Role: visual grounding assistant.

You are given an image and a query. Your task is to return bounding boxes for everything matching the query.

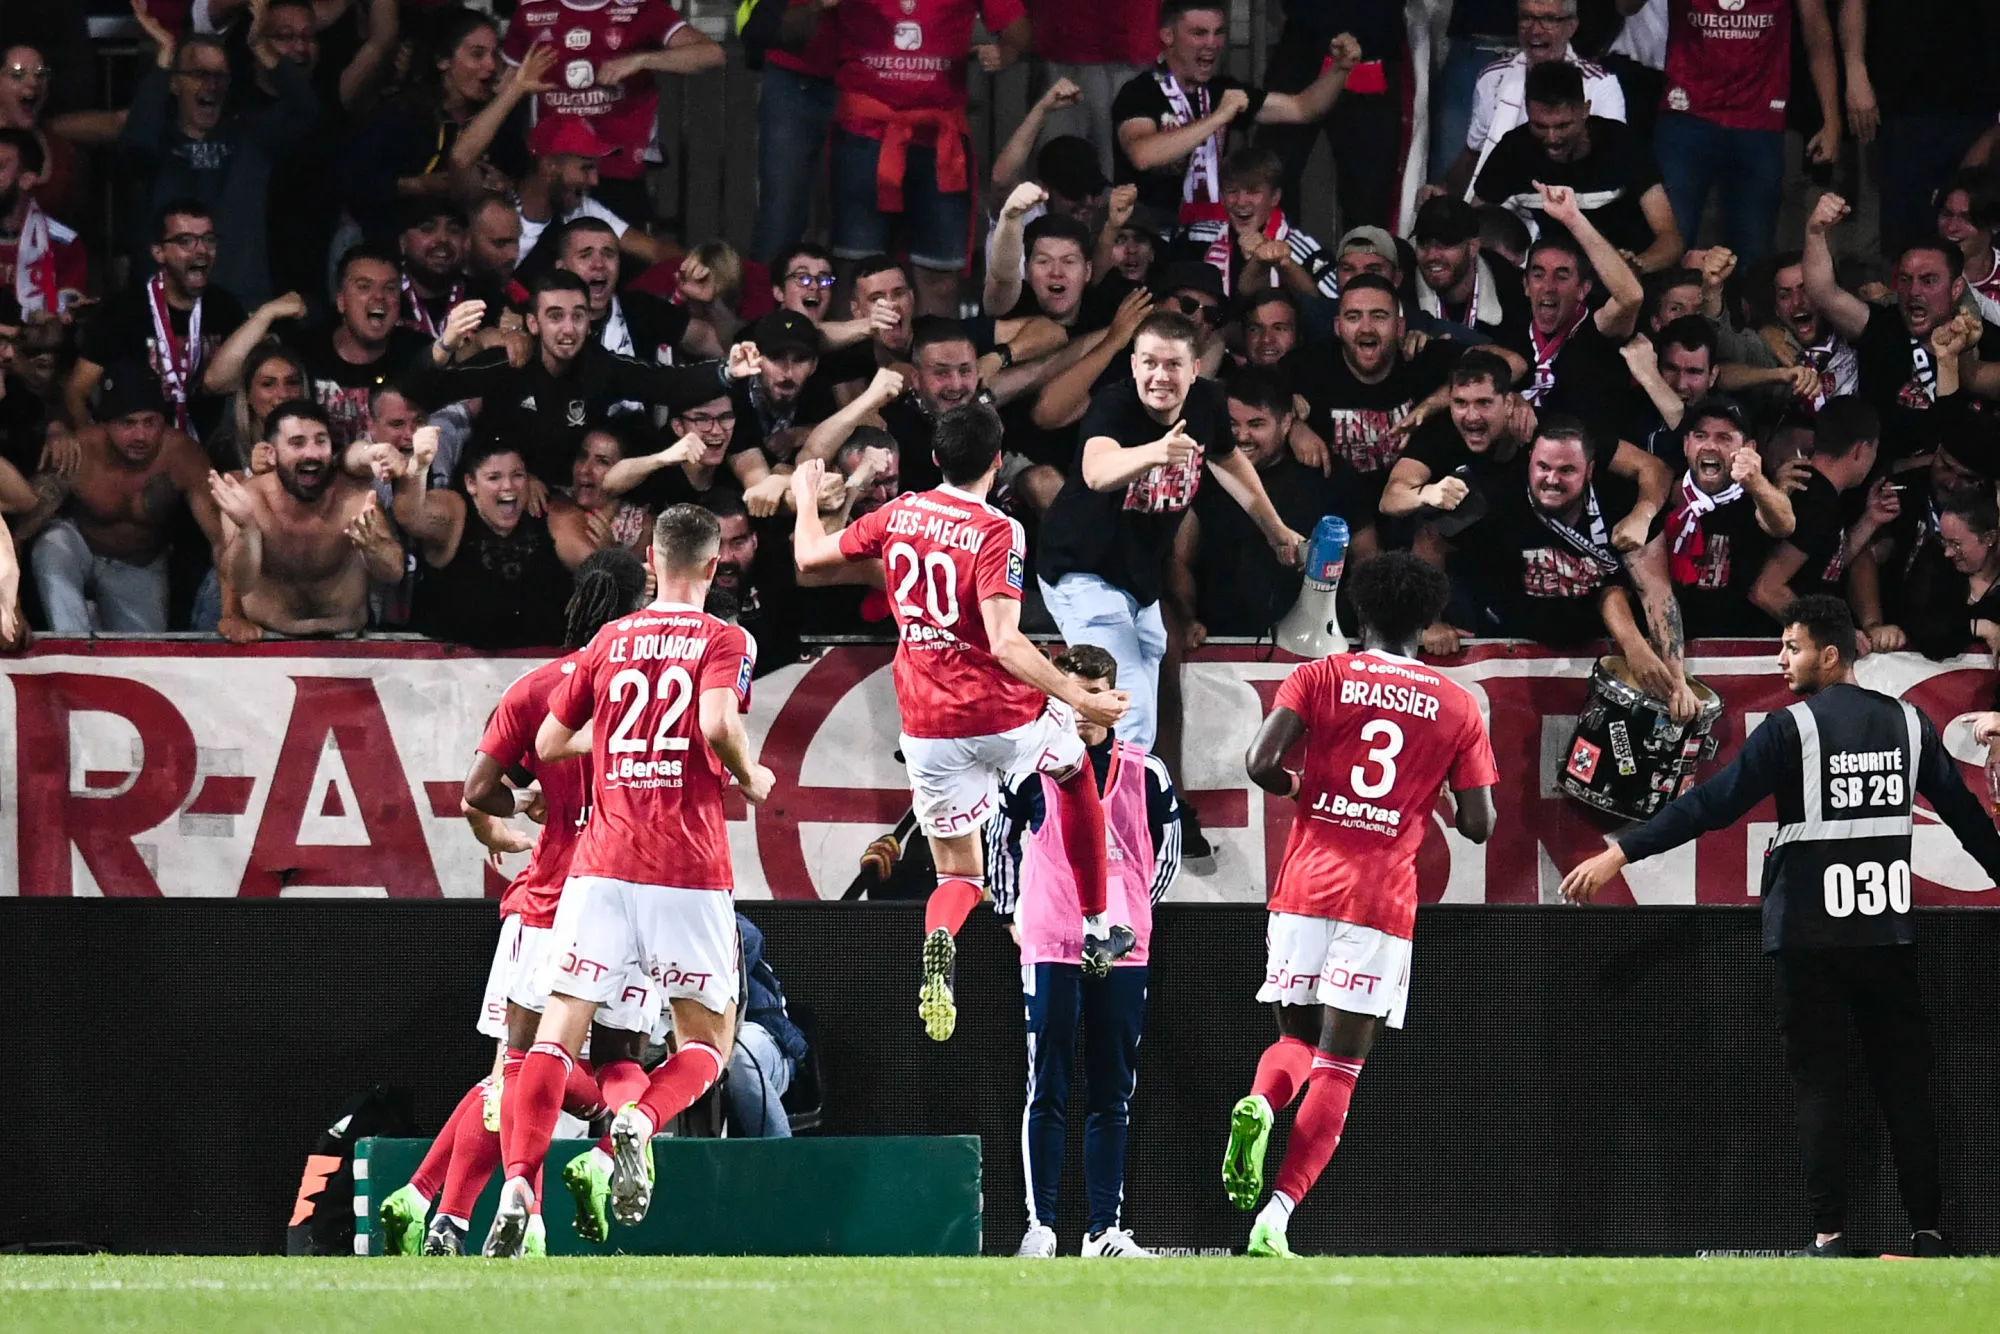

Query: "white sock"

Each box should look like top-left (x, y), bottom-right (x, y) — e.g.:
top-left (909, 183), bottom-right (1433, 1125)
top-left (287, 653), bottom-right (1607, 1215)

top-left (1256, 1191), bottom-right (1296, 1233)
top-left (1083, 912), bottom-right (1108, 938)
top-left (441, 1213), bottom-right (471, 1230)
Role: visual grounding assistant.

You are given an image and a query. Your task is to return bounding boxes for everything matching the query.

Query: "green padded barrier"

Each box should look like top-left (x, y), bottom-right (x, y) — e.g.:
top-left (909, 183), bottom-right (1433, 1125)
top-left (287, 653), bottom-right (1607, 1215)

top-left (354, 1136), bottom-right (982, 1256)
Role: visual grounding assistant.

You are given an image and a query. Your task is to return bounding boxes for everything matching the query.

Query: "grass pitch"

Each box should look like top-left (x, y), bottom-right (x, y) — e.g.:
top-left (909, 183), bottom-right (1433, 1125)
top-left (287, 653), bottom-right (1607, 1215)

top-left (2, 1255), bottom-right (1995, 1333)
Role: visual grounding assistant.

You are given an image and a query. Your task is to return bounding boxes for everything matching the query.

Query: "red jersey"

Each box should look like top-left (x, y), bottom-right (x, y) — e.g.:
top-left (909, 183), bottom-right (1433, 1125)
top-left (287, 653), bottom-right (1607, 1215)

top-left (1662, 0), bottom-right (1790, 133)
top-left (504, 0), bottom-right (688, 181)
top-left (833, 0), bottom-right (1025, 126)
top-left (1269, 651), bottom-right (1497, 939)
top-left (549, 603), bottom-right (755, 890)
top-left (477, 654), bottom-right (593, 929)
top-left (837, 484), bottom-right (1043, 741)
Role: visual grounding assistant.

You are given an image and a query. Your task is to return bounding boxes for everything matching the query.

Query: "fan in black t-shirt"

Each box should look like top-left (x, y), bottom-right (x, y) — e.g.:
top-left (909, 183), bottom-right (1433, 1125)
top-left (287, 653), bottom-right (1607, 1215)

top-left (1296, 275), bottom-right (1460, 498)
top-left (1171, 367), bottom-right (1377, 640)
top-left (1499, 185), bottom-right (1644, 449)
top-left (1379, 349), bottom-right (1528, 538)
top-left (1798, 193), bottom-right (2000, 463)
top-left (1472, 115), bottom-right (1673, 270)
top-left (1454, 417), bottom-right (1698, 717)
top-left (1109, 15), bottom-right (1363, 231)
top-left (1660, 398), bottom-right (1797, 638)
top-left (1747, 396), bottom-right (1899, 646)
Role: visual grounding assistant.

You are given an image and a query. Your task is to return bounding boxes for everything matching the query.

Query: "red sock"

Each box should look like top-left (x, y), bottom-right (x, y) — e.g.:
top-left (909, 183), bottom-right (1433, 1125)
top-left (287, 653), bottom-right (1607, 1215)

top-left (501, 1042), bottom-right (573, 1185)
top-left (924, 877), bottom-right (984, 936)
top-left (593, 1059), bottom-right (651, 1153)
top-left (1271, 1054), bottom-right (1365, 1205)
top-left (409, 1082), bottom-right (484, 1198)
top-left (1054, 764), bottom-right (1109, 918)
top-left (438, 1074), bottom-right (504, 1222)
top-left (1249, 1036), bottom-right (1318, 1112)
top-left (634, 1042), bottom-right (726, 1133)
top-left (563, 1058), bottom-right (606, 1120)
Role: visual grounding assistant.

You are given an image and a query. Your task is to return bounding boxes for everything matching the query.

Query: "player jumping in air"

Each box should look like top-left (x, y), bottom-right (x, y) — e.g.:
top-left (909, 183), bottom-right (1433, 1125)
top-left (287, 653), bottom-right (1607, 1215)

top-left (790, 403), bottom-right (1131, 1042)
top-left (1225, 553), bottom-right (1498, 1257)
top-left (378, 546), bottom-right (652, 1257)
top-left (482, 505), bottom-right (774, 1258)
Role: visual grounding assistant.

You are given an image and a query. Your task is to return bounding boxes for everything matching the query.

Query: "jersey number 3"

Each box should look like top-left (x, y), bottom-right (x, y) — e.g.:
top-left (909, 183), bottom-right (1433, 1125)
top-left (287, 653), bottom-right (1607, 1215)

top-left (887, 542), bottom-right (962, 628)
top-left (1351, 719), bottom-right (1404, 799)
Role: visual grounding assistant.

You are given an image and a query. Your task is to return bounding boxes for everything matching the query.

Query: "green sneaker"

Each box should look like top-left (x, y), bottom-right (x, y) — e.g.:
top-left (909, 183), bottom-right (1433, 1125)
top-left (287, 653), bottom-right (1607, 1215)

top-left (1222, 1095), bottom-right (1274, 1210)
top-left (524, 1214), bottom-right (547, 1258)
top-left (482, 1075), bottom-right (503, 1134)
top-left (608, 1104), bottom-right (657, 1226)
top-left (563, 1149), bottom-right (612, 1244)
top-left (919, 927), bottom-right (957, 1041)
top-left (1246, 1219), bottom-right (1296, 1258)
top-left (378, 1183), bottom-right (429, 1256)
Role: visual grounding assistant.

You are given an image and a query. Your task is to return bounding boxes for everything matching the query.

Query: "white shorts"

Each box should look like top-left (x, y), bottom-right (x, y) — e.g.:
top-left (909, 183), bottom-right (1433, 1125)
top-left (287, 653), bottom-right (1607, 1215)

top-left (901, 701), bottom-right (1086, 839)
top-left (542, 877), bottom-right (741, 1017)
top-left (481, 914), bottom-right (660, 1038)
top-left (1257, 912), bottom-right (1414, 1029)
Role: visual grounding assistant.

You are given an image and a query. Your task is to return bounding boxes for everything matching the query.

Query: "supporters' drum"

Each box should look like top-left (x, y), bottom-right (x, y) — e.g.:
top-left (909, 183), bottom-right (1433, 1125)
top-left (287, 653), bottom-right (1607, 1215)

top-left (1558, 656), bottom-right (1722, 822)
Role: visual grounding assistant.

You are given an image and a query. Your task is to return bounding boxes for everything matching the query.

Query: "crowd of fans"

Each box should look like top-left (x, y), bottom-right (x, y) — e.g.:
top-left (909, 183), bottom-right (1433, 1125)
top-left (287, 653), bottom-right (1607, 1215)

top-left (0, 0), bottom-right (1994, 746)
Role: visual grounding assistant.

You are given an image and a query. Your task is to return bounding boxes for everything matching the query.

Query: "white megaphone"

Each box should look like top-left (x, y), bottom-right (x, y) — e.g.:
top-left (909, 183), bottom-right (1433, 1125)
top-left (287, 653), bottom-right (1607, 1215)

top-left (1274, 515), bottom-right (1350, 660)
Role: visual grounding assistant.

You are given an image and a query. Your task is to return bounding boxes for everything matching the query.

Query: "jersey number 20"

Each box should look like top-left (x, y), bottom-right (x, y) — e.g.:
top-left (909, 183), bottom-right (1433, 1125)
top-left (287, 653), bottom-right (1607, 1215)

top-left (887, 542), bottom-right (961, 628)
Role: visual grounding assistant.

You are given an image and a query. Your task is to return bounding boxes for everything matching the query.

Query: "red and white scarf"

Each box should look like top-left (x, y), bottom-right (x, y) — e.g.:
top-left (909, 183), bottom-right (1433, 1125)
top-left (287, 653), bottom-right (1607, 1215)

top-left (1668, 471), bottom-right (1744, 585)
top-left (400, 272), bottom-right (465, 339)
top-left (13, 198), bottom-right (56, 316)
top-left (1154, 65), bottom-right (1223, 225)
top-left (1524, 306), bottom-right (1588, 405)
top-left (1207, 209), bottom-right (1290, 297)
top-left (148, 272), bottom-right (202, 437)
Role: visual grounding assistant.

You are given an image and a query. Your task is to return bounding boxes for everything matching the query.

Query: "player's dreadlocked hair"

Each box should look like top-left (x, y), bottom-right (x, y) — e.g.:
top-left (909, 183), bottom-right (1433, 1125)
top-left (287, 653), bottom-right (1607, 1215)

top-left (563, 546), bottom-right (648, 648)
top-left (1347, 552), bottom-right (1450, 650)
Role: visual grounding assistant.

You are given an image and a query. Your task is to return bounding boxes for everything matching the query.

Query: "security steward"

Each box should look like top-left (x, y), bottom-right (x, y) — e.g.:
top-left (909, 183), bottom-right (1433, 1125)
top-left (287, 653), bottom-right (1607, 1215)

top-left (1560, 595), bottom-right (2000, 1259)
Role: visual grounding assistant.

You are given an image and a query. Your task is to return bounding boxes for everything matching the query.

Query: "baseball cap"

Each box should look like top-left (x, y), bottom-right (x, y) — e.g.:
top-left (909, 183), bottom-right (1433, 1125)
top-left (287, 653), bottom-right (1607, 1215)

top-left (752, 310), bottom-right (821, 360)
top-left (1155, 259), bottom-right (1226, 304)
top-left (1682, 394), bottom-right (1751, 437)
top-left (1036, 135), bottom-right (1108, 203)
top-left (98, 363), bottom-right (170, 422)
top-left (528, 113), bottom-right (613, 160)
top-left (1336, 225), bottom-right (1400, 268)
top-left (1412, 196), bottom-right (1479, 246)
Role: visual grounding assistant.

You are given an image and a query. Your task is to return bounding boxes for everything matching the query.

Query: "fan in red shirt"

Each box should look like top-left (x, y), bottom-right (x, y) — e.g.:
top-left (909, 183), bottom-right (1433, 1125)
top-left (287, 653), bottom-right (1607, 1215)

top-left (503, 0), bottom-right (724, 215)
top-left (1223, 553), bottom-right (1498, 1258)
top-left (483, 505), bottom-right (774, 1259)
top-left (376, 548), bottom-right (651, 1259)
top-left (791, 402), bottom-right (1131, 1043)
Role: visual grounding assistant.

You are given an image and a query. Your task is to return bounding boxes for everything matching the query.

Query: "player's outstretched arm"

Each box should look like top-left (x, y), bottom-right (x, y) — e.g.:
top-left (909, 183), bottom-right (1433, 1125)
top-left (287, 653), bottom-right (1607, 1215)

top-left (980, 594), bottom-right (1130, 729)
top-left (1454, 786), bottom-right (1496, 844)
top-left (700, 686), bottom-right (775, 803)
top-left (1914, 713), bottom-right (2000, 883)
top-left (462, 751), bottom-right (520, 819)
top-left (1246, 706), bottom-right (1306, 798)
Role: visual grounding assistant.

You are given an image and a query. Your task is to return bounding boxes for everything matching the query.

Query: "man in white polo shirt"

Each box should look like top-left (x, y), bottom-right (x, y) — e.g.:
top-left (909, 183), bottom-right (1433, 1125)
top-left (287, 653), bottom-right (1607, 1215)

top-left (1440, 0), bottom-right (1624, 200)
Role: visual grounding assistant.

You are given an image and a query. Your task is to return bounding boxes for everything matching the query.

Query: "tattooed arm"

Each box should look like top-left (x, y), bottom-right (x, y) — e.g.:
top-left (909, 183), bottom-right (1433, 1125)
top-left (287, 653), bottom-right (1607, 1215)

top-left (1623, 530), bottom-right (1700, 723)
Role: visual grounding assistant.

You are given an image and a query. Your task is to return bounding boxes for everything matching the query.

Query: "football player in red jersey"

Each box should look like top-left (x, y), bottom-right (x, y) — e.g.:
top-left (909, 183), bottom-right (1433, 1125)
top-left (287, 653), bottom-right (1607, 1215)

top-left (482, 505), bottom-right (774, 1258)
top-left (1224, 553), bottom-right (1498, 1257)
top-left (790, 403), bottom-right (1132, 1042)
top-left (377, 547), bottom-right (652, 1258)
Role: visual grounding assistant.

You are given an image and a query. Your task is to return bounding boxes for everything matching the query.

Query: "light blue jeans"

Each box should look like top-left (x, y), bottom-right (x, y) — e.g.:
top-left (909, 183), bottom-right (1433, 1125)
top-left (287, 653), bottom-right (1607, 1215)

top-left (750, 64), bottom-right (837, 265)
top-left (1038, 573), bottom-right (1168, 753)
top-left (33, 519), bottom-right (169, 633)
top-left (724, 1020), bottom-right (795, 1138)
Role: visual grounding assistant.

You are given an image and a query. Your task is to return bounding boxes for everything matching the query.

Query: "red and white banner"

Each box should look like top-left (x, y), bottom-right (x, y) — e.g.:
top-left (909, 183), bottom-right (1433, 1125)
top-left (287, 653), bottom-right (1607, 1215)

top-left (3, 639), bottom-right (1996, 905)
